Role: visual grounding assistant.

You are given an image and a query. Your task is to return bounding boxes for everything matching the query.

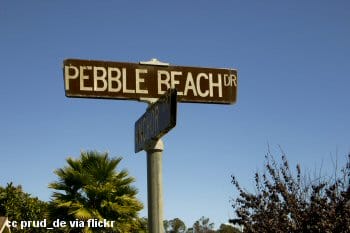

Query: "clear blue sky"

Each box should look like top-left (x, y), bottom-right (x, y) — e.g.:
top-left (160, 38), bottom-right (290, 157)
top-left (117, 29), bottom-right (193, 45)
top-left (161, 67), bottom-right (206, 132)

top-left (1, 0), bottom-right (349, 229)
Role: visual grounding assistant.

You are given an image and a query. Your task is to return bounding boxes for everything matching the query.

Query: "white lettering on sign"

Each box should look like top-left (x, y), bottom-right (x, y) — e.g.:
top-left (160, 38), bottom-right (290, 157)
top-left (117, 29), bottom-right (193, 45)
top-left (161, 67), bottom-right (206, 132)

top-left (170, 71), bottom-right (183, 95)
top-left (64, 65), bottom-right (79, 90)
top-left (64, 64), bottom-right (236, 101)
top-left (184, 72), bottom-right (197, 96)
top-left (223, 74), bottom-right (237, 87)
top-left (210, 73), bottom-right (222, 97)
top-left (135, 69), bottom-right (149, 94)
top-left (196, 73), bottom-right (209, 97)
top-left (80, 66), bottom-right (93, 91)
top-left (157, 70), bottom-right (170, 95)
top-left (156, 70), bottom-right (224, 97)
top-left (108, 67), bottom-right (122, 92)
top-left (93, 66), bottom-right (107, 91)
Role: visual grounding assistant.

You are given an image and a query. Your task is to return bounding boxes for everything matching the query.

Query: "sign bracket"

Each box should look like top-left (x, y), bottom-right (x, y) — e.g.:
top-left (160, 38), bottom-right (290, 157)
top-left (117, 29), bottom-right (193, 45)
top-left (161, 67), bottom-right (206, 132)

top-left (139, 58), bottom-right (170, 66)
top-left (139, 58), bottom-right (170, 104)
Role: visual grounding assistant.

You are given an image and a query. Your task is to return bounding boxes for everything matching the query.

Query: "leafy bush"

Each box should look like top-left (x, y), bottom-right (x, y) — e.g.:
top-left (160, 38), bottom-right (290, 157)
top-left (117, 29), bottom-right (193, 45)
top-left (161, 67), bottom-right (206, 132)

top-left (230, 150), bottom-right (350, 233)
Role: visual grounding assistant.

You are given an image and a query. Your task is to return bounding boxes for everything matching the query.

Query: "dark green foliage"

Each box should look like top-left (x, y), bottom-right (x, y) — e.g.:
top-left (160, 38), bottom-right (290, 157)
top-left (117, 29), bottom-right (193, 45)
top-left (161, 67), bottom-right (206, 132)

top-left (133, 217), bottom-right (148, 233)
top-left (0, 182), bottom-right (48, 233)
top-left (231, 151), bottom-right (350, 233)
top-left (217, 224), bottom-right (241, 233)
top-left (192, 216), bottom-right (216, 233)
top-left (48, 150), bottom-right (143, 232)
top-left (164, 217), bottom-right (187, 233)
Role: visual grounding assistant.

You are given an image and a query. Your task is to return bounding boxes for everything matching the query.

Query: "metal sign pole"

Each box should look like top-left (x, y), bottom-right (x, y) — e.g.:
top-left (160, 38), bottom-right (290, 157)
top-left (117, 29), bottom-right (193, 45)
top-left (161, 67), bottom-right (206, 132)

top-left (146, 139), bottom-right (164, 233)
top-left (140, 59), bottom-right (169, 233)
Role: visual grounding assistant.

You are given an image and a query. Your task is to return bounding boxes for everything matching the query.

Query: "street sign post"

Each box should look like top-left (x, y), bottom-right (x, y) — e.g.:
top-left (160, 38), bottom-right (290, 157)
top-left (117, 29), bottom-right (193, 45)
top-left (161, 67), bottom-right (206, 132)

top-left (63, 58), bottom-right (237, 104)
top-left (63, 58), bottom-right (238, 233)
top-left (135, 89), bottom-right (177, 153)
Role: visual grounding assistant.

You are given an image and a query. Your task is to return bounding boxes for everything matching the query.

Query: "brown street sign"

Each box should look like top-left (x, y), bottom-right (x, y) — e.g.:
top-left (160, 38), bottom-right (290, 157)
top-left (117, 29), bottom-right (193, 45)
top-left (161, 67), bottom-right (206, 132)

top-left (63, 58), bottom-right (237, 104)
top-left (135, 89), bottom-right (177, 153)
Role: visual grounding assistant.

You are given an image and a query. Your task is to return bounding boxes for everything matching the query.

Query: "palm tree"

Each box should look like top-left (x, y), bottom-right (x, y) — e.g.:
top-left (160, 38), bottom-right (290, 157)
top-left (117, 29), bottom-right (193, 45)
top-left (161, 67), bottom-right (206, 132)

top-left (49, 151), bottom-right (143, 233)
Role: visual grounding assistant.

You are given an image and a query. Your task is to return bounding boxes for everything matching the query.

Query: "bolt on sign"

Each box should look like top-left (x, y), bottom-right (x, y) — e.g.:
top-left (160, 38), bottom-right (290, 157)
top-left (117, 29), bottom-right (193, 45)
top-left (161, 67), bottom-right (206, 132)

top-left (63, 59), bottom-right (237, 104)
top-left (135, 89), bottom-right (177, 153)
